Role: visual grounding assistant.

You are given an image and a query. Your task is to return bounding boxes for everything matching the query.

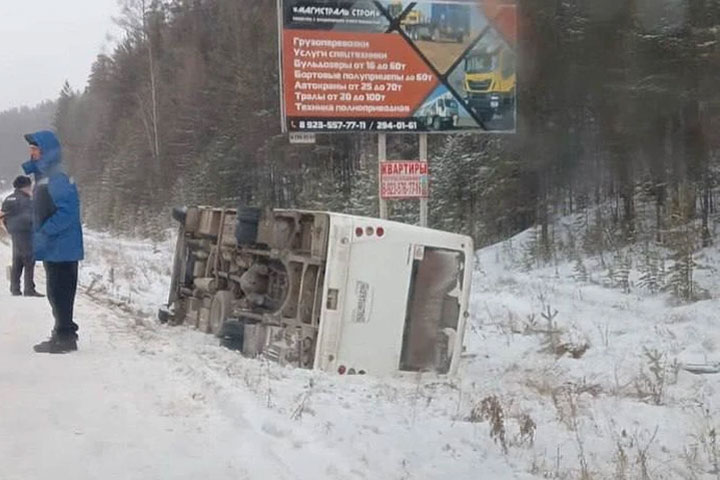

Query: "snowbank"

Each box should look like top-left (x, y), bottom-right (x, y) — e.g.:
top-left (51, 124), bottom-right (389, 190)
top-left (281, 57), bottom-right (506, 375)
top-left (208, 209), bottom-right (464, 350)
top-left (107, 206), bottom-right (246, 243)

top-left (78, 229), bottom-right (175, 317)
top-left (4, 213), bottom-right (720, 478)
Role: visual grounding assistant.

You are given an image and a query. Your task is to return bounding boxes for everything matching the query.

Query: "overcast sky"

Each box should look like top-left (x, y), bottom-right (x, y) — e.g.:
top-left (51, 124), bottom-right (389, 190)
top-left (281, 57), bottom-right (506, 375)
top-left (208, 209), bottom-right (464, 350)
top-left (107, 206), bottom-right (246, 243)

top-left (0, 0), bottom-right (120, 112)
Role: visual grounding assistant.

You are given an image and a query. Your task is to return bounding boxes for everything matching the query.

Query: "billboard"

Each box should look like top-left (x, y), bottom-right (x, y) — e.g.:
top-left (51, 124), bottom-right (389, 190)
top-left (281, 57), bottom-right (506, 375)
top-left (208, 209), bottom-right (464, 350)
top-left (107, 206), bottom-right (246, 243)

top-left (380, 161), bottom-right (429, 198)
top-left (278, 0), bottom-right (517, 133)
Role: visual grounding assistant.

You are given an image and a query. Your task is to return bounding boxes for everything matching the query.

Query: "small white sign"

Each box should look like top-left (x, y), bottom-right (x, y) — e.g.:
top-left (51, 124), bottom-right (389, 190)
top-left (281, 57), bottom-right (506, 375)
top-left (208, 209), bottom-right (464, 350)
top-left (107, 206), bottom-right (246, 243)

top-left (289, 132), bottom-right (316, 144)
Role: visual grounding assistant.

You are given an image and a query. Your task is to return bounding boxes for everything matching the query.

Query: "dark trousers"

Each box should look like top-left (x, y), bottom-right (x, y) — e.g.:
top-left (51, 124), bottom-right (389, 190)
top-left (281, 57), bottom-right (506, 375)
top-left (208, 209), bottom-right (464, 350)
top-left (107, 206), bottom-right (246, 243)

top-left (44, 262), bottom-right (79, 339)
top-left (11, 252), bottom-right (35, 294)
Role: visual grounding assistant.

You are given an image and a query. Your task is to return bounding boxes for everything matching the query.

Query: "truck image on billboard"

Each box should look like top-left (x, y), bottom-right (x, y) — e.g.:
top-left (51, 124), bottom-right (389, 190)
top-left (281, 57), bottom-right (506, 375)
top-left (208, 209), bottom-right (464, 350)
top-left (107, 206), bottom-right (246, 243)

top-left (278, 0), bottom-right (517, 133)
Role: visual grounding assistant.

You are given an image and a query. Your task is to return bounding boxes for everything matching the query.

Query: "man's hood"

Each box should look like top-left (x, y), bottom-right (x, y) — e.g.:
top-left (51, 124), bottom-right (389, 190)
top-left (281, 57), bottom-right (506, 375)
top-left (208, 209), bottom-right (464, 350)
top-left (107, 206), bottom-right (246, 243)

top-left (24, 130), bottom-right (62, 175)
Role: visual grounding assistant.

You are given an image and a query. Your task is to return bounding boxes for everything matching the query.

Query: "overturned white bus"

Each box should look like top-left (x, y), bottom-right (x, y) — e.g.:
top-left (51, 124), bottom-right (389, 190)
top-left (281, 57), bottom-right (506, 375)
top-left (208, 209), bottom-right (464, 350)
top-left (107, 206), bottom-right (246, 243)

top-left (160, 207), bottom-right (473, 376)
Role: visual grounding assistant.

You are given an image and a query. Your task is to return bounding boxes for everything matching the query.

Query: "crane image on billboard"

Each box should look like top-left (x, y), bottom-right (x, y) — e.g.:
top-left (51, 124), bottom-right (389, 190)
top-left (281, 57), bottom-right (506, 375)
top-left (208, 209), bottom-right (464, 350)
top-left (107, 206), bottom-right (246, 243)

top-left (278, 0), bottom-right (517, 133)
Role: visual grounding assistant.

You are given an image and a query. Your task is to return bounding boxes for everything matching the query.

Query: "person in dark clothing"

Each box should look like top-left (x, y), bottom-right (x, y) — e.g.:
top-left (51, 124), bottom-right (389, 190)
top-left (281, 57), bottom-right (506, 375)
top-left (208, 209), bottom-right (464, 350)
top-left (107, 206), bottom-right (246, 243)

top-left (1, 175), bottom-right (43, 297)
top-left (22, 130), bottom-right (84, 354)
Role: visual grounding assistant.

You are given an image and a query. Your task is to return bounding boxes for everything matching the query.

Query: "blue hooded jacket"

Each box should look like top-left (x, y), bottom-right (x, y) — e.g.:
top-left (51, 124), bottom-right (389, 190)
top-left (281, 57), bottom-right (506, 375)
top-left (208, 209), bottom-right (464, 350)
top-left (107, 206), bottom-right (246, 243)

top-left (22, 130), bottom-right (84, 262)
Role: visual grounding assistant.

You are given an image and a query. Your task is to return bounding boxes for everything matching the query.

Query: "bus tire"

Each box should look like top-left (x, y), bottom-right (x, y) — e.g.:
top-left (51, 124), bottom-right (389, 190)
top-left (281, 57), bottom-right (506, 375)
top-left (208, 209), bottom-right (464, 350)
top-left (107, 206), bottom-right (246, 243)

top-left (209, 290), bottom-right (234, 336)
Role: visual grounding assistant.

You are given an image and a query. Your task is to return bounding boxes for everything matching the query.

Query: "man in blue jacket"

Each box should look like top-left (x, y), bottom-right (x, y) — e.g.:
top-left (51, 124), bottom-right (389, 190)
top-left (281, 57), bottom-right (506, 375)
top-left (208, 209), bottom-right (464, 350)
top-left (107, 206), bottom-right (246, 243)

top-left (22, 130), bottom-right (84, 353)
top-left (1, 175), bottom-right (42, 297)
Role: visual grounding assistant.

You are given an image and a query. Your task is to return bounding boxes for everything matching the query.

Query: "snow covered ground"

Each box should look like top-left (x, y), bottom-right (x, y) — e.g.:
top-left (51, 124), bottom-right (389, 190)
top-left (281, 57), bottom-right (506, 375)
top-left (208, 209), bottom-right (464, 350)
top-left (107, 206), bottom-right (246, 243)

top-left (0, 230), bottom-right (530, 479)
top-left (3, 221), bottom-right (720, 479)
top-left (467, 226), bottom-right (720, 479)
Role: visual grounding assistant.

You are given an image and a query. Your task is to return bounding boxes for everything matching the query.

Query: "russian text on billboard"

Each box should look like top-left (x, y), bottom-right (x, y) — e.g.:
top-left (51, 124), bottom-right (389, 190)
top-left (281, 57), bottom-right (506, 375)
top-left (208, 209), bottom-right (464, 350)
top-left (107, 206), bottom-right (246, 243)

top-left (380, 161), bottom-right (429, 199)
top-left (279, 0), bottom-right (517, 133)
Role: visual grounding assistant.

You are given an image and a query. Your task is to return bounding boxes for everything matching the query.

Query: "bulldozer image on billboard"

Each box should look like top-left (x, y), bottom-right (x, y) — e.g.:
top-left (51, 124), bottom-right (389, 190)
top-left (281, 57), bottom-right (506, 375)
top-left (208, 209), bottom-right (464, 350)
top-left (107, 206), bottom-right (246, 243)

top-left (463, 45), bottom-right (516, 122)
top-left (388, 1), bottom-right (470, 43)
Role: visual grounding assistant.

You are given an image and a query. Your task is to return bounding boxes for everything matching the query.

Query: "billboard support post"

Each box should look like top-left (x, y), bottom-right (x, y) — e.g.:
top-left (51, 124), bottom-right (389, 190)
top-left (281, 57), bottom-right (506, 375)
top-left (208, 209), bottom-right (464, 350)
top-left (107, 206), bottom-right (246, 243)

top-left (378, 133), bottom-right (388, 219)
top-left (419, 134), bottom-right (428, 227)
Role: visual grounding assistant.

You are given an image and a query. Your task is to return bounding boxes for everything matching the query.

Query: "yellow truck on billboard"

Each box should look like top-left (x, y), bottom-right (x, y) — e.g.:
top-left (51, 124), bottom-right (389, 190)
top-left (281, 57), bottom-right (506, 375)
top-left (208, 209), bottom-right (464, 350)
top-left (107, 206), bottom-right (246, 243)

top-left (388, 1), bottom-right (421, 26)
top-left (388, 1), bottom-right (470, 42)
top-left (464, 46), bottom-right (516, 122)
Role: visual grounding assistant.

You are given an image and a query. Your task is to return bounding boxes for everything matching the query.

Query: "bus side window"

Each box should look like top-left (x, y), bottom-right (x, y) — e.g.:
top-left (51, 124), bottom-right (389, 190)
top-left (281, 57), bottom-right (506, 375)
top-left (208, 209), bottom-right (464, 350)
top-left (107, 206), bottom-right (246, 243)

top-left (400, 248), bottom-right (463, 374)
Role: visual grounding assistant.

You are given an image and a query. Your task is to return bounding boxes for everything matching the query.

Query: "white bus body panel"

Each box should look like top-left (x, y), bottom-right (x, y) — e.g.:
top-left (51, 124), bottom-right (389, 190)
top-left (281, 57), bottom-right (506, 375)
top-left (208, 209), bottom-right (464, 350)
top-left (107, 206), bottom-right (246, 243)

top-left (313, 213), bottom-right (473, 376)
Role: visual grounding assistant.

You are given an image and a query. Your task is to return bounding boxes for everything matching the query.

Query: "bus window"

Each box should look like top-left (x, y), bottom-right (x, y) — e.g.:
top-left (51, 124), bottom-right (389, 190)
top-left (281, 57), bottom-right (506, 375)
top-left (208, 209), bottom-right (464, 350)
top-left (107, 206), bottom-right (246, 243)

top-left (400, 247), bottom-right (464, 374)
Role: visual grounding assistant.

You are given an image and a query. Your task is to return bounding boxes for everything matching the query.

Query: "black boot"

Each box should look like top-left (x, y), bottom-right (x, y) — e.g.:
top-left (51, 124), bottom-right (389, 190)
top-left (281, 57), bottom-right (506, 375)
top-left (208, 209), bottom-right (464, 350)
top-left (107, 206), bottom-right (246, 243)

top-left (24, 290), bottom-right (45, 298)
top-left (33, 335), bottom-right (78, 354)
top-left (11, 290), bottom-right (21, 296)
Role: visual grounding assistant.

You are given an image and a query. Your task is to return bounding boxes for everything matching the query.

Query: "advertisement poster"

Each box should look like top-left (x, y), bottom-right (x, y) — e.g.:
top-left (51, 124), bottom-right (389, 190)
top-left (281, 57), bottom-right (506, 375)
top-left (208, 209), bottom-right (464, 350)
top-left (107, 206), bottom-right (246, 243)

top-left (279, 0), bottom-right (517, 133)
top-left (380, 161), bottom-right (429, 198)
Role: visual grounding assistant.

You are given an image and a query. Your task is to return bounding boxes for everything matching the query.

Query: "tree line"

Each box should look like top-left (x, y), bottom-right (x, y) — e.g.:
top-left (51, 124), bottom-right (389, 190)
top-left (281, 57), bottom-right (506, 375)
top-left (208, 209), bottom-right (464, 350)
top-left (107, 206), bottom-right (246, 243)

top-left (0, 102), bottom-right (55, 189)
top-left (40, 0), bottom-right (720, 261)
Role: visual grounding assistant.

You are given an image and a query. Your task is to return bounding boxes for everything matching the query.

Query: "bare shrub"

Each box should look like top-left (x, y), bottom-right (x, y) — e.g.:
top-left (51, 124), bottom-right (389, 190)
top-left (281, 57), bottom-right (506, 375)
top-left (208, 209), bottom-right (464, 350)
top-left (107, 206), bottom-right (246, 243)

top-left (516, 413), bottom-right (537, 447)
top-left (633, 348), bottom-right (679, 405)
top-left (681, 444), bottom-right (702, 480)
top-left (610, 425), bottom-right (663, 480)
top-left (596, 322), bottom-right (610, 348)
top-left (704, 427), bottom-right (720, 479)
top-left (529, 449), bottom-right (570, 480)
top-left (548, 383), bottom-right (600, 479)
top-left (614, 435), bottom-right (630, 480)
top-left (551, 381), bottom-right (602, 431)
top-left (634, 427), bottom-right (659, 480)
top-left (469, 395), bottom-right (508, 454)
top-left (290, 378), bottom-right (316, 421)
top-left (691, 406), bottom-right (720, 479)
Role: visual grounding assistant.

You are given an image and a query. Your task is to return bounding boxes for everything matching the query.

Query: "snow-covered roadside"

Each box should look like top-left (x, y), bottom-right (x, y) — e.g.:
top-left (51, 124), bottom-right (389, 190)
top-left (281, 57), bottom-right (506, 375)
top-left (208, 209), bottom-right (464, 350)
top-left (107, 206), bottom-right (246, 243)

top-left (7, 214), bottom-right (720, 479)
top-left (464, 231), bottom-right (720, 479)
top-left (0, 230), bottom-right (531, 479)
top-left (76, 224), bottom-right (720, 479)
top-left (0, 184), bottom-right (174, 317)
top-left (78, 229), bottom-right (175, 316)
top-left (1, 242), bottom-right (385, 480)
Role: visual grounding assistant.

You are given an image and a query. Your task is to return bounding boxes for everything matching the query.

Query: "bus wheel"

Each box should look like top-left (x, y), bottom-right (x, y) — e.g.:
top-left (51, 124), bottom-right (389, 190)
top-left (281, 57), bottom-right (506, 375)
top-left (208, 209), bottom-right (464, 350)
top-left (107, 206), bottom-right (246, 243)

top-left (209, 290), bottom-right (234, 336)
